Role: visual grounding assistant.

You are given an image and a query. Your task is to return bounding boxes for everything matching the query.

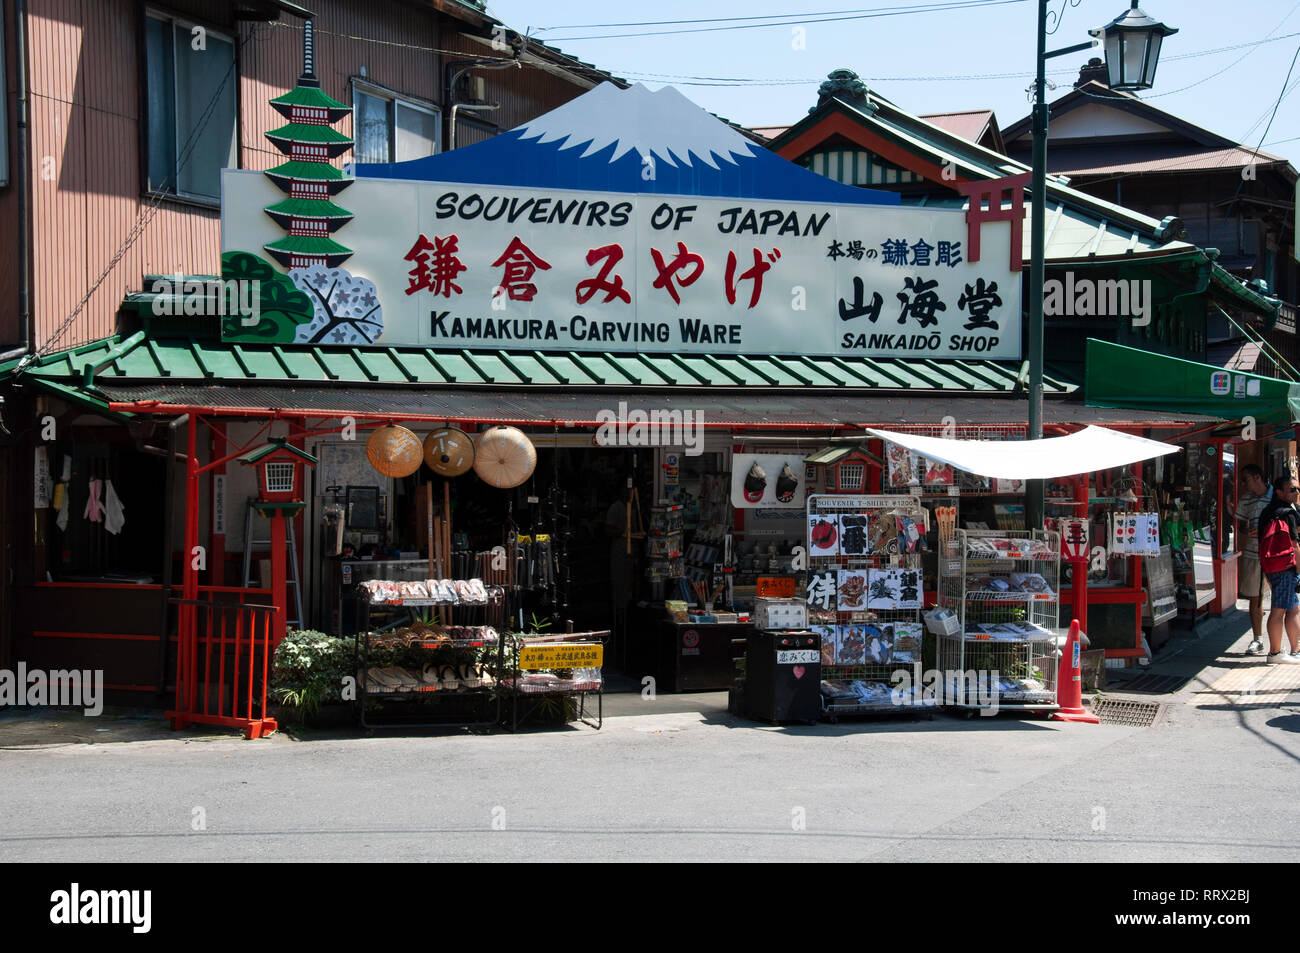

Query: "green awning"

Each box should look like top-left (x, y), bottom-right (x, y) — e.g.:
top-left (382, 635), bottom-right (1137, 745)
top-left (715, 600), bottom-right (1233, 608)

top-left (1085, 338), bottom-right (1300, 426)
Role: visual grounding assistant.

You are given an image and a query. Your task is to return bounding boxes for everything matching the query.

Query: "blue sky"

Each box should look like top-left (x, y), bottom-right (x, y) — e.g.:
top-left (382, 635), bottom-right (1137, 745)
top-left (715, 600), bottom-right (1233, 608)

top-left (483, 0), bottom-right (1300, 169)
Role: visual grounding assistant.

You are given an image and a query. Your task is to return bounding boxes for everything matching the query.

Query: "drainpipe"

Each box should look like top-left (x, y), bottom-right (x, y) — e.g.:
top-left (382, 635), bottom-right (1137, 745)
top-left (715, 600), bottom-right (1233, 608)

top-left (9, 0), bottom-right (31, 363)
top-left (443, 34), bottom-right (523, 151)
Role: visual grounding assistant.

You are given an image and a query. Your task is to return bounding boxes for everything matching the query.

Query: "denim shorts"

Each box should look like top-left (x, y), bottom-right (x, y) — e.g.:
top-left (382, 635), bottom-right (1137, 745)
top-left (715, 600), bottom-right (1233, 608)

top-left (1267, 568), bottom-right (1299, 611)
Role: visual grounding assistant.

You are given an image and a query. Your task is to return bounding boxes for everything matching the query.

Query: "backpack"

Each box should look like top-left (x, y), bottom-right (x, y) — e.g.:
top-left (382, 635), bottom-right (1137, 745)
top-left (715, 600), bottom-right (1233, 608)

top-left (1259, 511), bottom-right (1297, 573)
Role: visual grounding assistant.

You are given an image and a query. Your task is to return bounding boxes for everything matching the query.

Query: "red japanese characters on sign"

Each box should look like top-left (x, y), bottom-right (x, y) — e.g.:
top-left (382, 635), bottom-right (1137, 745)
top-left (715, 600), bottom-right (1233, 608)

top-left (404, 234), bottom-right (467, 297)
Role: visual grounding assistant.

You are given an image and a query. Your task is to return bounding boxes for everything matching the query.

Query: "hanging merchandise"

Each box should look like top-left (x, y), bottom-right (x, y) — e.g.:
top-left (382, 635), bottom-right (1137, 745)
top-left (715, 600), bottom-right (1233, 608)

top-left (1111, 512), bottom-right (1161, 557)
top-left (84, 478), bottom-right (104, 524)
top-left (54, 483), bottom-right (69, 532)
top-left (473, 426), bottom-right (537, 489)
top-left (775, 463), bottom-right (800, 503)
top-left (884, 442), bottom-right (916, 488)
top-left (104, 480), bottom-right (126, 535)
top-left (730, 454), bottom-right (805, 509)
top-left (423, 427), bottom-right (476, 477)
top-left (366, 425), bottom-right (424, 478)
top-left (1059, 517), bottom-right (1089, 559)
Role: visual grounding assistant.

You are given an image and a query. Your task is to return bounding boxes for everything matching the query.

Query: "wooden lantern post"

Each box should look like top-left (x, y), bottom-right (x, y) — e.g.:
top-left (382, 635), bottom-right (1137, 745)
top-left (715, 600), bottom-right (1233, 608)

top-left (236, 437), bottom-right (318, 643)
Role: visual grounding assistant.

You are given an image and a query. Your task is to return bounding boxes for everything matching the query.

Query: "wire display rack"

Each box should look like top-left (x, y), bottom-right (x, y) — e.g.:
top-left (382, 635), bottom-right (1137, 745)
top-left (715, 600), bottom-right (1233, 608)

top-left (503, 631), bottom-right (607, 732)
top-left (937, 528), bottom-right (1062, 712)
top-left (805, 494), bottom-right (934, 720)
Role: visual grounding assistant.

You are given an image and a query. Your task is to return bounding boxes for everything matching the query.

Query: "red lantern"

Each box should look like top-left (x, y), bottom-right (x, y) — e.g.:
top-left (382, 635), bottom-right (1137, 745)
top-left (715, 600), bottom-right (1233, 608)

top-left (236, 437), bottom-right (318, 644)
top-left (237, 437), bottom-right (317, 514)
top-left (804, 443), bottom-right (884, 494)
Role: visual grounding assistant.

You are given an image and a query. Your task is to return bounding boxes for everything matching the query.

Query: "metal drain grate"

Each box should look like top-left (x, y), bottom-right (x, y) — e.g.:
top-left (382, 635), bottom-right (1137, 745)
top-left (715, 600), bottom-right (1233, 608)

top-left (1093, 696), bottom-right (1165, 727)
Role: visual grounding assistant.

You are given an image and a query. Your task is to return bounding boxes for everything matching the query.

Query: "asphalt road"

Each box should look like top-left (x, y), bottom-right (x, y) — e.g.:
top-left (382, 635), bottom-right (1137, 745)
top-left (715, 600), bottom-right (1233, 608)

top-left (2, 612), bottom-right (1298, 863)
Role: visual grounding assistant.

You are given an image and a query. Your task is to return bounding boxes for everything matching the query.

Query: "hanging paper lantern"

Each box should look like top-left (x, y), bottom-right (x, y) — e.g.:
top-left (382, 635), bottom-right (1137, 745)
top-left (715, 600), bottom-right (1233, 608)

top-left (472, 426), bottom-right (537, 489)
top-left (366, 425), bottom-right (423, 477)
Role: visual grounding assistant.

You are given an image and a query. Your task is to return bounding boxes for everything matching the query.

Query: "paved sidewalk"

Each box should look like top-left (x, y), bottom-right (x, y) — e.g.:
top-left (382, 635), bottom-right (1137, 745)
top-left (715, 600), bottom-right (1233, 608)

top-left (1101, 602), bottom-right (1300, 711)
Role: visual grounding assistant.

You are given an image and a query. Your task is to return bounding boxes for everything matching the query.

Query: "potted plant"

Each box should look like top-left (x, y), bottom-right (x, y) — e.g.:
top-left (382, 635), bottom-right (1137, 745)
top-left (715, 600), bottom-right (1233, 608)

top-left (271, 629), bottom-right (357, 728)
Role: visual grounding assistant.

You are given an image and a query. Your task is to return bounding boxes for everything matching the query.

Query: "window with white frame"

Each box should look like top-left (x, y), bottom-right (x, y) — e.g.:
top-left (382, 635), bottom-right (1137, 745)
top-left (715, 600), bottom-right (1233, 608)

top-left (143, 11), bottom-right (237, 203)
top-left (352, 83), bottom-right (441, 164)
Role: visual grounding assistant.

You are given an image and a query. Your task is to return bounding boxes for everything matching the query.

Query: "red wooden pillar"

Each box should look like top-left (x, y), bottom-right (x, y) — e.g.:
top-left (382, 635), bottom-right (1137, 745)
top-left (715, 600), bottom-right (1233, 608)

top-left (210, 423), bottom-right (227, 587)
top-left (175, 415), bottom-right (201, 724)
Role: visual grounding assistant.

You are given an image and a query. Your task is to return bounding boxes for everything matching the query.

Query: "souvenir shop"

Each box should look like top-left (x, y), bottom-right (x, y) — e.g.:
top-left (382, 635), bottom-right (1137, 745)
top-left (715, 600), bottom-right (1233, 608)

top-left (6, 43), bottom-right (1294, 734)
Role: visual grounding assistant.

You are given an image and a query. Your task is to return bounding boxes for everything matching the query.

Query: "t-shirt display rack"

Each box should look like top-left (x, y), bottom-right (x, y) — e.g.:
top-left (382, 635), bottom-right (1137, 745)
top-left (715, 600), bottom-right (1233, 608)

top-left (804, 494), bottom-right (934, 720)
top-left (937, 528), bottom-right (1062, 712)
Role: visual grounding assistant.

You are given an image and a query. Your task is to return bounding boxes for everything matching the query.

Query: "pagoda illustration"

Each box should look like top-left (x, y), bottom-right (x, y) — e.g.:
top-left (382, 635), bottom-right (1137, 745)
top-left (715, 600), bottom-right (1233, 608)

top-left (263, 20), bottom-right (354, 270)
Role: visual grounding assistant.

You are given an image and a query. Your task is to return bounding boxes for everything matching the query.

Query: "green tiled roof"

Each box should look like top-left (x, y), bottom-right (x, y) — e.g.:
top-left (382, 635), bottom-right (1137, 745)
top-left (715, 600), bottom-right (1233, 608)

top-left (4, 331), bottom-right (1079, 395)
top-left (266, 161), bottom-right (348, 182)
top-left (264, 235), bottom-right (352, 255)
top-left (266, 123), bottom-right (354, 146)
top-left (264, 198), bottom-right (355, 220)
top-left (270, 86), bottom-right (350, 114)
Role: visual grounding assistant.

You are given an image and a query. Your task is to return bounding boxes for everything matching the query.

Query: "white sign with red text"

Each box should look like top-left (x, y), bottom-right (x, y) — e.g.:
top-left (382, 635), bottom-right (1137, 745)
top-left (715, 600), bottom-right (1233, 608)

top-left (222, 170), bottom-right (1020, 358)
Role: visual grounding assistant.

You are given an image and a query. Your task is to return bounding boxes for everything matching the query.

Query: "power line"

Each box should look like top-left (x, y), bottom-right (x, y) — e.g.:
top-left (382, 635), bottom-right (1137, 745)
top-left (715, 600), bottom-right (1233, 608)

top-left (537, 1), bottom-right (1018, 31)
top-left (608, 30), bottom-right (1300, 89)
top-left (1147, 0), bottom-right (1300, 99)
top-left (543, 0), bottom-right (1028, 42)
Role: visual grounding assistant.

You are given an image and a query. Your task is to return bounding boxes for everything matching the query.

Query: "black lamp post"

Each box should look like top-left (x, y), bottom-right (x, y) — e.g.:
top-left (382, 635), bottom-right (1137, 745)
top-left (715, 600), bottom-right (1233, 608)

top-left (1025, 1), bottom-right (1175, 531)
top-left (1091, 1), bottom-right (1179, 92)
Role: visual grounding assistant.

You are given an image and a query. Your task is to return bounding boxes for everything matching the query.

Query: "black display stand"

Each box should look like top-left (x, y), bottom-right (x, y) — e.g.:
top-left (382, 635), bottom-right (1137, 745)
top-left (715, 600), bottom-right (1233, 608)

top-left (659, 621), bottom-right (752, 692)
top-left (351, 591), bottom-right (503, 730)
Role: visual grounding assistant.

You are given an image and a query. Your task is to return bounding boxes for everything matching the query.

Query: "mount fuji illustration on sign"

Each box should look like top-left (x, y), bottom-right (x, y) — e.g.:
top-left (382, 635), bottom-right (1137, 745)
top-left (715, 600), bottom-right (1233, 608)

top-left (354, 82), bottom-right (898, 206)
top-left (224, 79), bottom-right (1021, 356)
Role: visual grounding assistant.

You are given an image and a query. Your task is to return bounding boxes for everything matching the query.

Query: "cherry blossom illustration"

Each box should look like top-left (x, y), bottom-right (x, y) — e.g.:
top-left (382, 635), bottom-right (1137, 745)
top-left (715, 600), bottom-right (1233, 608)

top-left (289, 265), bottom-right (384, 345)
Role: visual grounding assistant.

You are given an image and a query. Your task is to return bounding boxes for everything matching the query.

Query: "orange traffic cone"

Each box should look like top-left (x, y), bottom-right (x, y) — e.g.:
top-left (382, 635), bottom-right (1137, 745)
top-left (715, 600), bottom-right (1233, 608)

top-left (1050, 619), bottom-right (1099, 723)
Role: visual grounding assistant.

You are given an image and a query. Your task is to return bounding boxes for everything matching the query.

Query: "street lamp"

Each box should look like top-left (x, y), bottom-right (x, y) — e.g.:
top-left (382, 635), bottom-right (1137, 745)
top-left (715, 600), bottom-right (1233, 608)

top-left (1025, 0), bottom-right (1175, 531)
top-left (1090, 2), bottom-right (1179, 92)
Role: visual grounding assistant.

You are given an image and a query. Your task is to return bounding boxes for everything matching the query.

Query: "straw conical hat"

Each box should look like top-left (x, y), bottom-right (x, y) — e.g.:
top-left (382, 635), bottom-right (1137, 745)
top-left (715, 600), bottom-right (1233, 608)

top-left (423, 427), bottom-right (476, 477)
top-left (366, 425), bottom-right (423, 477)
top-left (472, 426), bottom-right (536, 488)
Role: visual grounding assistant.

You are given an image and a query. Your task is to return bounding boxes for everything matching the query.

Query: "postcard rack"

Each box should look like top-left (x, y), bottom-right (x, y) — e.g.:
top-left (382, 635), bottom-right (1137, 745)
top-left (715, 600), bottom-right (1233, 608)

top-left (804, 494), bottom-right (936, 720)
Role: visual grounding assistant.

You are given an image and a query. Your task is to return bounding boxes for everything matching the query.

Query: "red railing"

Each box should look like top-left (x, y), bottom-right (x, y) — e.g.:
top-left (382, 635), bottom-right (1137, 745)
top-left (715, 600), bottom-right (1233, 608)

top-left (167, 590), bottom-right (280, 739)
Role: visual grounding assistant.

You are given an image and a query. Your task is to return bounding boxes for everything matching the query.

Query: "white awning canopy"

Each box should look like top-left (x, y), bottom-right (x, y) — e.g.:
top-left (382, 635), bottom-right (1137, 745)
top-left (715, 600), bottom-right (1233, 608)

top-left (865, 425), bottom-right (1179, 480)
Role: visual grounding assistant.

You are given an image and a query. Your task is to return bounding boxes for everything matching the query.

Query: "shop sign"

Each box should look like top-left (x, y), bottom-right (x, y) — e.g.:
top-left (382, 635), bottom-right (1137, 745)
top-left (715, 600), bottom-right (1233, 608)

top-left (757, 577), bottom-right (797, 597)
top-left (663, 452), bottom-right (679, 489)
top-left (33, 447), bottom-right (51, 509)
top-left (1059, 517), bottom-right (1089, 559)
top-left (223, 171), bottom-right (1019, 358)
top-left (776, 649), bottom-right (819, 664)
top-left (519, 643), bottom-right (603, 670)
top-left (1210, 371), bottom-right (1230, 395)
top-left (213, 474), bottom-right (227, 535)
